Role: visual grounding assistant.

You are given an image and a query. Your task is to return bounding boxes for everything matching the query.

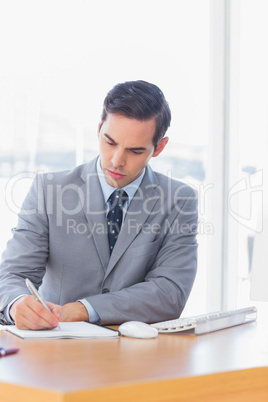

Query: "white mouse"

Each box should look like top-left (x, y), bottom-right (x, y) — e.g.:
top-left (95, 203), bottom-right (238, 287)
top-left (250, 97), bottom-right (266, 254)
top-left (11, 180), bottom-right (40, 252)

top-left (119, 321), bottom-right (158, 339)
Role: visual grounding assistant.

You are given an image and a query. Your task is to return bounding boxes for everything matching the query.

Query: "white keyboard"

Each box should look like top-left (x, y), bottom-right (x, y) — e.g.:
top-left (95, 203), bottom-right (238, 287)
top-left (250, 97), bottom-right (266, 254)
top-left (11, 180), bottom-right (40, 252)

top-left (151, 306), bottom-right (257, 335)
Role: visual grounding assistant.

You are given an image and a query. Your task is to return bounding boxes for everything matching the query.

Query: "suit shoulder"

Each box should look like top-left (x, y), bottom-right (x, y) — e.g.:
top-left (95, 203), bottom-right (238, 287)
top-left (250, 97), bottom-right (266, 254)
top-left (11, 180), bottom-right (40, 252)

top-left (38, 160), bottom-right (97, 186)
top-left (153, 170), bottom-right (197, 197)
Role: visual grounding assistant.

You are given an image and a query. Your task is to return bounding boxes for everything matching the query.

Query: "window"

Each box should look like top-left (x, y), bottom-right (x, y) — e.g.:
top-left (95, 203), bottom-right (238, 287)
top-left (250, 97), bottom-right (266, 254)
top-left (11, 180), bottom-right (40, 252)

top-left (236, 0), bottom-right (268, 310)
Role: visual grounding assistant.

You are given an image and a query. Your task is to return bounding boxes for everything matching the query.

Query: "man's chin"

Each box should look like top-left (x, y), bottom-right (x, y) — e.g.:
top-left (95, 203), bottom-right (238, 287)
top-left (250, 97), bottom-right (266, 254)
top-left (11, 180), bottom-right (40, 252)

top-left (103, 175), bottom-right (123, 188)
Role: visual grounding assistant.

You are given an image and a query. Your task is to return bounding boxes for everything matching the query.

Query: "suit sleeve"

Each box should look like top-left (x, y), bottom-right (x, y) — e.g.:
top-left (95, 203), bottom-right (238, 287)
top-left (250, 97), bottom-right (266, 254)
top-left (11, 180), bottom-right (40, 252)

top-left (0, 175), bottom-right (49, 314)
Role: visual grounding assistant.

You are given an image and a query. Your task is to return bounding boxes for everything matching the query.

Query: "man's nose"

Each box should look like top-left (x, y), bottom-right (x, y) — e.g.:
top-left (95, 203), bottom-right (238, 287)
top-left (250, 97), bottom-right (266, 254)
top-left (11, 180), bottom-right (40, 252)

top-left (111, 149), bottom-right (125, 167)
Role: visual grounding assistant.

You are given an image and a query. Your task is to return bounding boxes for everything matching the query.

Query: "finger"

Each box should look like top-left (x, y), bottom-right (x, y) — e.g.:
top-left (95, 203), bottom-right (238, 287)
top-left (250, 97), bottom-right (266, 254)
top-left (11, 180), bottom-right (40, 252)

top-left (47, 301), bottom-right (61, 320)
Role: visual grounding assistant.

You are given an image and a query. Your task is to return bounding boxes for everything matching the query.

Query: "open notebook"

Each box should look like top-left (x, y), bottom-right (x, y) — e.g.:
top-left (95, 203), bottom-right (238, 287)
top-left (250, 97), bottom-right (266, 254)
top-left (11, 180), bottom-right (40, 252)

top-left (6, 321), bottom-right (119, 339)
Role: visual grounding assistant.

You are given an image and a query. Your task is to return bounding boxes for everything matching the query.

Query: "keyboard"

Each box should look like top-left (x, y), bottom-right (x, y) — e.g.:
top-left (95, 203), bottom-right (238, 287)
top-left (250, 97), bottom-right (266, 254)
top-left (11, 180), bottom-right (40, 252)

top-left (151, 306), bottom-right (257, 335)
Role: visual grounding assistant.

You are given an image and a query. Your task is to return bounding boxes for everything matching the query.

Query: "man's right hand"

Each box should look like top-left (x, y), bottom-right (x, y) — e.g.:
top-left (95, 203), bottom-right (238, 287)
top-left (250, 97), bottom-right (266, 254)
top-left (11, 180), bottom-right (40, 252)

top-left (10, 295), bottom-right (60, 330)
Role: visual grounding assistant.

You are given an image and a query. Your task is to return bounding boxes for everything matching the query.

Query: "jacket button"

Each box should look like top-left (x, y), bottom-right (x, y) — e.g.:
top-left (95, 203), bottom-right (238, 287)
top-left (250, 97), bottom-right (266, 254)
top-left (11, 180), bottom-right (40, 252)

top-left (102, 288), bottom-right (110, 294)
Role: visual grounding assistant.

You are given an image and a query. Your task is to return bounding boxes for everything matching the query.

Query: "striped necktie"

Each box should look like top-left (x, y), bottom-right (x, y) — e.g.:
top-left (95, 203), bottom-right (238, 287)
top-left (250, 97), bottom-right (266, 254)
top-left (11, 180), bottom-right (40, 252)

top-left (107, 189), bottom-right (128, 254)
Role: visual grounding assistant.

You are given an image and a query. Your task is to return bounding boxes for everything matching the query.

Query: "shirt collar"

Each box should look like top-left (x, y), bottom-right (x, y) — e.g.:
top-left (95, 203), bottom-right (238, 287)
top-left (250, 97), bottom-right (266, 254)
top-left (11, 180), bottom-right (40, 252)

top-left (97, 156), bottom-right (145, 204)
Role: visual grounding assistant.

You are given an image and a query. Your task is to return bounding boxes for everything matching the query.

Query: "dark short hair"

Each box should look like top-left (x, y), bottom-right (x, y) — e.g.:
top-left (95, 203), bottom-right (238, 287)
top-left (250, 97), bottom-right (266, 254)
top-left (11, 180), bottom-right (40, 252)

top-left (100, 80), bottom-right (171, 149)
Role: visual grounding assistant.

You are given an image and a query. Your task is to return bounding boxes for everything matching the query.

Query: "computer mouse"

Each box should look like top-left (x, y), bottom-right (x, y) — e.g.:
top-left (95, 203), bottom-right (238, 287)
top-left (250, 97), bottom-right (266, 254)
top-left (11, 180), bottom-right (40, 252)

top-left (119, 321), bottom-right (158, 339)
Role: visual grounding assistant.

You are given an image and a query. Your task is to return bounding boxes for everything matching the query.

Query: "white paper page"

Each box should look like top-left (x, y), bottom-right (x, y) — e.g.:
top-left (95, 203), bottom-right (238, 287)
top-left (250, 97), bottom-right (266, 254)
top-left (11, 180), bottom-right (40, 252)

top-left (6, 321), bottom-right (119, 339)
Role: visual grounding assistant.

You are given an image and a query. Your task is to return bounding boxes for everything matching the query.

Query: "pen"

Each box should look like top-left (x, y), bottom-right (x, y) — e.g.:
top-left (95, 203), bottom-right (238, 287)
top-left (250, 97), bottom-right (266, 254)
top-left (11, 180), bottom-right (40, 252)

top-left (25, 278), bottom-right (60, 328)
top-left (0, 347), bottom-right (19, 357)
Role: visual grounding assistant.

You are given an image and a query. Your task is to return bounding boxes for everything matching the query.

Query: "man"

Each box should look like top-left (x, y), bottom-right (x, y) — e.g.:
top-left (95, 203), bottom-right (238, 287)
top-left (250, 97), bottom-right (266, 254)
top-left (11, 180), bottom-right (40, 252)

top-left (0, 80), bottom-right (198, 330)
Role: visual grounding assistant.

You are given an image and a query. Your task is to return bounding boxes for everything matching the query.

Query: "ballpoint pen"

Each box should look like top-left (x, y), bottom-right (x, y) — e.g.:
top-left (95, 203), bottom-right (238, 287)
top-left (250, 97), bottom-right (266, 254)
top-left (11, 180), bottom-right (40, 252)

top-left (0, 347), bottom-right (19, 357)
top-left (25, 278), bottom-right (61, 329)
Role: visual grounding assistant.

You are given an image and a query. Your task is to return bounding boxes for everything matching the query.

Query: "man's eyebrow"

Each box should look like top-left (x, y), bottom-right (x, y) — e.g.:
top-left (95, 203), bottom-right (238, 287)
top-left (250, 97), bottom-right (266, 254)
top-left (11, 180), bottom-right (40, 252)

top-left (104, 133), bottom-right (117, 144)
top-left (128, 146), bottom-right (147, 152)
top-left (104, 133), bottom-right (147, 151)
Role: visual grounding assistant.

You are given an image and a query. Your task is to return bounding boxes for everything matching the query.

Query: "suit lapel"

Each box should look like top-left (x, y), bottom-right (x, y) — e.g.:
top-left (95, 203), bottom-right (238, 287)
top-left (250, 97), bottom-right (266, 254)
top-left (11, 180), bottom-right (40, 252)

top-left (105, 166), bottom-right (160, 275)
top-left (79, 159), bottom-right (110, 271)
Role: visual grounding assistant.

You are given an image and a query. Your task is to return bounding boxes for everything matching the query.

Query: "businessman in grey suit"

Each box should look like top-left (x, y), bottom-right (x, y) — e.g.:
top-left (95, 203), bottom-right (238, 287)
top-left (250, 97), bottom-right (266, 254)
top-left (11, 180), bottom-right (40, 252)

top-left (0, 80), bottom-right (198, 330)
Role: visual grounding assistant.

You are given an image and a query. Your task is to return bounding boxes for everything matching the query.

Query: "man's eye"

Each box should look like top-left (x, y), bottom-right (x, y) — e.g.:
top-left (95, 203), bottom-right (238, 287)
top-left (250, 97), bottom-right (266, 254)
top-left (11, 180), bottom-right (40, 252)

top-left (131, 150), bottom-right (143, 155)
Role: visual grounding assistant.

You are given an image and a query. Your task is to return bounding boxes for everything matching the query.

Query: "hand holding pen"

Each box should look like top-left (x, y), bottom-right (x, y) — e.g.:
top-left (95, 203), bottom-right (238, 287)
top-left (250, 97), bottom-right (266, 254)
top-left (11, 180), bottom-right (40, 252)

top-left (25, 278), bottom-right (61, 329)
top-left (9, 279), bottom-right (61, 330)
top-left (25, 279), bottom-right (89, 324)
top-left (9, 279), bottom-right (88, 329)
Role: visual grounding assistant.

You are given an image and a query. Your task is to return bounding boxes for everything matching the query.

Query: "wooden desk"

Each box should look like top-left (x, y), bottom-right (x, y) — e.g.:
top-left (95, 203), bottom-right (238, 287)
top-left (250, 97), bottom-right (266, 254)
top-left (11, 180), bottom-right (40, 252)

top-left (0, 320), bottom-right (268, 402)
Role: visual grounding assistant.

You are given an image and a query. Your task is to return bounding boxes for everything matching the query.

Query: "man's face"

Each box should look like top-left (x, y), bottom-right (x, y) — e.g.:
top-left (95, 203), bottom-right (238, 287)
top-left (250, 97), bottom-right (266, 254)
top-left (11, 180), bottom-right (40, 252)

top-left (98, 113), bottom-right (168, 188)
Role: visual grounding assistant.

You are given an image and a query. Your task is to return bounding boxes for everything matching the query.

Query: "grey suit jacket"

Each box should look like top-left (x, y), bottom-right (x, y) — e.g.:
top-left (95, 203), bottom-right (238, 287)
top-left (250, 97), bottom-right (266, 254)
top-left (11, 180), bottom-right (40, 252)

top-left (0, 157), bottom-right (198, 325)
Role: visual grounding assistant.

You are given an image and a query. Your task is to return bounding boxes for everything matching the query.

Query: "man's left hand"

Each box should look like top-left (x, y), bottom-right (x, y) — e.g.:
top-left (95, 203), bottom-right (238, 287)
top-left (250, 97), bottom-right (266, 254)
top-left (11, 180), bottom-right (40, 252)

top-left (47, 301), bottom-right (89, 322)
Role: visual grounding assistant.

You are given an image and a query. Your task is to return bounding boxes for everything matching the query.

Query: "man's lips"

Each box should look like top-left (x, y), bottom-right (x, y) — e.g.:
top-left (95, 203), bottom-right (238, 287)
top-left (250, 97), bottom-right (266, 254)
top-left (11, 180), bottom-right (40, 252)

top-left (107, 169), bottom-right (126, 180)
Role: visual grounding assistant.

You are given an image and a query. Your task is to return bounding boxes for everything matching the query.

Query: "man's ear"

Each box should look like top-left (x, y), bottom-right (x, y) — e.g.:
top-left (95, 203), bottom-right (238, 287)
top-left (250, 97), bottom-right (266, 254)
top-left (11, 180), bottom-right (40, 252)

top-left (97, 122), bottom-right (102, 137)
top-left (153, 137), bottom-right (169, 157)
